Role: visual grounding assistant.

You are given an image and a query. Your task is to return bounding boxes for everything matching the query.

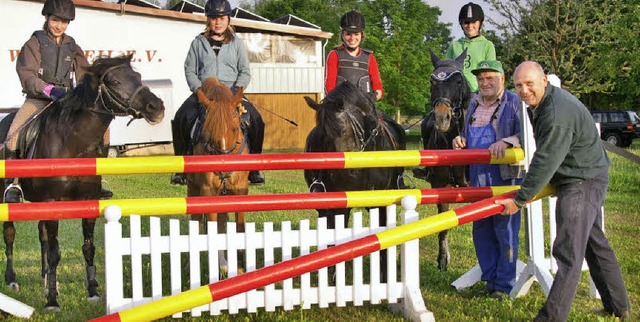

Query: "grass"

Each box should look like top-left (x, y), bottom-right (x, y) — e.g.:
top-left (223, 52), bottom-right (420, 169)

top-left (0, 140), bottom-right (638, 321)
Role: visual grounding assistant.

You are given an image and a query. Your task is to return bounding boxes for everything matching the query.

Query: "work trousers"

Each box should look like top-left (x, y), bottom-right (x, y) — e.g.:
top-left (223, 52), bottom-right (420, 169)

top-left (536, 170), bottom-right (630, 321)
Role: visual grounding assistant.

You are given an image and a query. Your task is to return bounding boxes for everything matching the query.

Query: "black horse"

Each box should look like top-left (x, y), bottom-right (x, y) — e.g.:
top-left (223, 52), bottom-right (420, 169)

top-left (416, 49), bottom-right (472, 271)
top-left (0, 55), bottom-right (165, 310)
top-left (303, 81), bottom-right (406, 281)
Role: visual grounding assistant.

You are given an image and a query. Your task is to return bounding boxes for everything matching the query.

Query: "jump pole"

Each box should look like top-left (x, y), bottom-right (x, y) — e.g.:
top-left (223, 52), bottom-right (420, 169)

top-left (0, 148), bottom-right (523, 178)
top-left (0, 186), bottom-right (519, 221)
top-left (90, 186), bottom-right (554, 322)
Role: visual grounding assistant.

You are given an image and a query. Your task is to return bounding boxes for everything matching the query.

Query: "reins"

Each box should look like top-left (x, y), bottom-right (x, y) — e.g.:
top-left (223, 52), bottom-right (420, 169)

top-left (91, 64), bottom-right (148, 121)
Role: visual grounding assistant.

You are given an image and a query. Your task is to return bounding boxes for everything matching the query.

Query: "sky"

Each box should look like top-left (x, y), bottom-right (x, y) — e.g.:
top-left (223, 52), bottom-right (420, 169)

top-left (225, 0), bottom-right (503, 40)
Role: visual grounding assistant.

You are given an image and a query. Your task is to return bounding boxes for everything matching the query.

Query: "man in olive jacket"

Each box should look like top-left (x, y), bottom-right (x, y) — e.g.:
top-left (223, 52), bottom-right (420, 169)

top-left (497, 61), bottom-right (631, 321)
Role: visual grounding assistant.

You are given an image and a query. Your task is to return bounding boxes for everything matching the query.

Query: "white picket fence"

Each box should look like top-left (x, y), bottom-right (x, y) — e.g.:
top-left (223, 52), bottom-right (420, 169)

top-left (103, 198), bottom-right (433, 321)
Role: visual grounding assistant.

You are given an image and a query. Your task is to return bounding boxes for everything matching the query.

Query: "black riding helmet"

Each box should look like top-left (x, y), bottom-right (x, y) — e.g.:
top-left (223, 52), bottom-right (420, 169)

top-left (42, 0), bottom-right (75, 21)
top-left (205, 0), bottom-right (232, 18)
top-left (340, 10), bottom-right (365, 33)
top-left (458, 2), bottom-right (484, 24)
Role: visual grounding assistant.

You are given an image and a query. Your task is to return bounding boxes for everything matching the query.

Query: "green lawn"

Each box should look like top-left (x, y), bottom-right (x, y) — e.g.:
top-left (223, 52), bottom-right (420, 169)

top-left (0, 141), bottom-right (637, 321)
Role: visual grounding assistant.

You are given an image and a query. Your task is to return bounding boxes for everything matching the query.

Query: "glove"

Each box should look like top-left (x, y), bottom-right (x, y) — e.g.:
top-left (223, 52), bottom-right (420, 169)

top-left (43, 84), bottom-right (66, 101)
top-left (50, 86), bottom-right (67, 101)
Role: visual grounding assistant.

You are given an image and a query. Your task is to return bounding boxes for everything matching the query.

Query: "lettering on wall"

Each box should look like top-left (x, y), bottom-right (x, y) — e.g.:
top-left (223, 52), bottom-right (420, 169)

top-left (7, 49), bottom-right (163, 63)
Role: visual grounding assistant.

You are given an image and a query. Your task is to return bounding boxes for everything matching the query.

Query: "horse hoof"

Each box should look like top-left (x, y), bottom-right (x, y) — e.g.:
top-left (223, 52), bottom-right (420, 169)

top-left (6, 282), bottom-right (19, 291)
top-left (43, 302), bottom-right (60, 312)
top-left (88, 294), bottom-right (101, 302)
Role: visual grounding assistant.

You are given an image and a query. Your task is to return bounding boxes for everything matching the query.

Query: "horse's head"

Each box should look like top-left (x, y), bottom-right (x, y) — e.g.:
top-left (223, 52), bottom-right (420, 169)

top-left (85, 55), bottom-right (165, 124)
top-left (196, 77), bottom-right (245, 154)
top-left (429, 49), bottom-right (471, 132)
top-left (305, 82), bottom-right (378, 151)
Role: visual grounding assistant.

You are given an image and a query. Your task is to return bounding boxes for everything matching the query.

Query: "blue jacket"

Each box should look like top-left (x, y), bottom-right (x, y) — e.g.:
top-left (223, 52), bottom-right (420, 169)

top-left (184, 33), bottom-right (251, 93)
top-left (464, 89), bottom-right (523, 180)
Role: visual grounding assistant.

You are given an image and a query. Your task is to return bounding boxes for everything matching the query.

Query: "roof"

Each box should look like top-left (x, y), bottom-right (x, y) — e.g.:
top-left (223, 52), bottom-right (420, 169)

top-left (75, 0), bottom-right (332, 39)
top-left (168, 0), bottom-right (203, 14)
top-left (231, 7), bottom-right (269, 22)
top-left (272, 14), bottom-right (320, 30)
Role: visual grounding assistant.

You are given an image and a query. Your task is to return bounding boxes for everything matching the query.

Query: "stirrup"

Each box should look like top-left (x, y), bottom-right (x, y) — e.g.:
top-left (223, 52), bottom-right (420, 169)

top-left (3, 183), bottom-right (24, 203)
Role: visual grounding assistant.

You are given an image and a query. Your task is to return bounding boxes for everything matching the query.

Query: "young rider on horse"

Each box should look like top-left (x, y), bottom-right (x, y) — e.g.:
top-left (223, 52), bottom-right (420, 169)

top-left (325, 10), bottom-right (408, 189)
top-left (171, 0), bottom-right (265, 186)
top-left (446, 2), bottom-right (496, 93)
top-left (4, 0), bottom-right (112, 203)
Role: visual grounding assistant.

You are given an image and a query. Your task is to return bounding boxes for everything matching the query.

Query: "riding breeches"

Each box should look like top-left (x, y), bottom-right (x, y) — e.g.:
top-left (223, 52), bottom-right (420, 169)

top-left (6, 98), bottom-right (49, 151)
top-left (172, 93), bottom-right (264, 156)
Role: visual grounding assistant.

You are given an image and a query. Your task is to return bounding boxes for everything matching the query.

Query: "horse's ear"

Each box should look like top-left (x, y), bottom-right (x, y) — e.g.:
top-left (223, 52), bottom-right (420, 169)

top-left (430, 49), bottom-right (441, 65)
top-left (196, 88), bottom-right (210, 107)
top-left (125, 54), bottom-right (134, 64)
top-left (232, 86), bottom-right (244, 106)
top-left (454, 48), bottom-right (468, 68)
top-left (304, 96), bottom-right (321, 111)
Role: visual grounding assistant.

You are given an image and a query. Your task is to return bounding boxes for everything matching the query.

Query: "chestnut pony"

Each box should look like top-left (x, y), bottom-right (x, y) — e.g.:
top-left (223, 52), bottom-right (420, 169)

top-left (188, 77), bottom-right (247, 273)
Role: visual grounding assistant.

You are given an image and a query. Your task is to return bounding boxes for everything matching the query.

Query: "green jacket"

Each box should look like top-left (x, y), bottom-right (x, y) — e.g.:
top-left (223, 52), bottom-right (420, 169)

top-left (446, 35), bottom-right (496, 93)
top-left (514, 85), bottom-right (610, 205)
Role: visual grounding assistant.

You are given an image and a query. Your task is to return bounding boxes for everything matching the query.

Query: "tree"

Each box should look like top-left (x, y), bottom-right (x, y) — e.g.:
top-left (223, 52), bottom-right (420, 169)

top-left (484, 0), bottom-right (640, 110)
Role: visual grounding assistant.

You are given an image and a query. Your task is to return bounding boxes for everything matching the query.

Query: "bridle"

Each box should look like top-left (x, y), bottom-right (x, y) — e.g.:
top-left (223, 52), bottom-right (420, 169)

top-left (430, 67), bottom-right (466, 133)
top-left (92, 64), bottom-right (148, 119)
top-left (345, 107), bottom-right (381, 152)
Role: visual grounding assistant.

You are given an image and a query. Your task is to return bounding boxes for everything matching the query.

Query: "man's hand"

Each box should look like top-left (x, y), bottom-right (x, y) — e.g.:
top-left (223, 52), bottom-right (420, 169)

top-left (452, 136), bottom-right (466, 149)
top-left (488, 140), bottom-right (509, 159)
top-left (495, 198), bottom-right (521, 215)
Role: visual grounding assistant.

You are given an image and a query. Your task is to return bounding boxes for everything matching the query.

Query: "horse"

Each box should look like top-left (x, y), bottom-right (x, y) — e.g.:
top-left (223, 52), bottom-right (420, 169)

top-left (303, 81), bottom-right (407, 282)
top-left (187, 77), bottom-right (248, 274)
top-left (0, 55), bottom-right (165, 310)
top-left (416, 49), bottom-right (472, 271)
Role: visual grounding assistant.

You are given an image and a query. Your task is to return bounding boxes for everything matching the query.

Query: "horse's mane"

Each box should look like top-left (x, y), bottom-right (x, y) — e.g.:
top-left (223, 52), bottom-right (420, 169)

top-left (197, 78), bottom-right (238, 144)
top-left (317, 82), bottom-right (375, 136)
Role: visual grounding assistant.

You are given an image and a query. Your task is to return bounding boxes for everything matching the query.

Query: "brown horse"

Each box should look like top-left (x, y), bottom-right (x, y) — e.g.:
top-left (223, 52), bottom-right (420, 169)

top-left (187, 77), bottom-right (248, 273)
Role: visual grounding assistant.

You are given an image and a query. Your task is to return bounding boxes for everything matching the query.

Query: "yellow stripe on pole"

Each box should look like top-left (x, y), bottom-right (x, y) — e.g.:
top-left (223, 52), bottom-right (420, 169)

top-left (377, 210), bottom-right (459, 250)
top-left (0, 204), bottom-right (8, 222)
top-left (0, 161), bottom-right (5, 178)
top-left (99, 198), bottom-right (187, 216)
top-left (118, 285), bottom-right (212, 322)
top-left (491, 185), bottom-right (520, 196)
top-left (345, 189), bottom-right (422, 208)
top-left (344, 150), bottom-right (421, 168)
top-left (490, 148), bottom-right (525, 164)
top-left (96, 156), bottom-right (184, 175)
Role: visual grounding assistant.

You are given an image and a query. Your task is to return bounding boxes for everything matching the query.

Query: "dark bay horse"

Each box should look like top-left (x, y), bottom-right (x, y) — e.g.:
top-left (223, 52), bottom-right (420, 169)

top-left (187, 77), bottom-right (247, 274)
top-left (417, 49), bottom-right (472, 271)
top-left (304, 81), bottom-right (406, 281)
top-left (0, 55), bottom-right (165, 310)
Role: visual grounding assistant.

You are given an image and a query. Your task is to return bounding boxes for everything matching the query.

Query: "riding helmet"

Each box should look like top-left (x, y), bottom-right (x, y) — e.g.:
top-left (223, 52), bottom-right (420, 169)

top-left (41, 0), bottom-right (75, 21)
top-left (205, 0), bottom-right (232, 18)
top-left (340, 10), bottom-right (365, 33)
top-left (458, 2), bottom-right (484, 23)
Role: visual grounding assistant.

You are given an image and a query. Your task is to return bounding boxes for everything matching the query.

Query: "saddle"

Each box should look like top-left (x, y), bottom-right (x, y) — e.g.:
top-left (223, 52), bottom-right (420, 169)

top-left (15, 115), bottom-right (45, 160)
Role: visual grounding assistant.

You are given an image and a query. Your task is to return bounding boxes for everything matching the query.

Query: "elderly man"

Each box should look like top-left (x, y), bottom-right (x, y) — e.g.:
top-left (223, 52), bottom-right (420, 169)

top-left (452, 60), bottom-right (522, 300)
top-left (497, 61), bottom-right (631, 321)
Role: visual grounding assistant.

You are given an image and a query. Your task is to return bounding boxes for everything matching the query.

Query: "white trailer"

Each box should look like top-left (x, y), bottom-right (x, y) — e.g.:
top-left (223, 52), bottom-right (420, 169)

top-left (0, 0), bottom-right (331, 155)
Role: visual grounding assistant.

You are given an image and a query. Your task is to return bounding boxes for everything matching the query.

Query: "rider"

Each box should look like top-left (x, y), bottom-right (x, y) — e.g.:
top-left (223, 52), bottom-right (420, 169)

top-left (171, 0), bottom-right (265, 186)
top-left (4, 0), bottom-right (113, 203)
top-left (324, 10), bottom-right (408, 189)
top-left (446, 2), bottom-right (496, 93)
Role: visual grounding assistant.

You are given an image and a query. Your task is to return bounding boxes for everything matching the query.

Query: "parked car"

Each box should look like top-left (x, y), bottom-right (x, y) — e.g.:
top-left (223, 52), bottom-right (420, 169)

top-left (590, 110), bottom-right (640, 147)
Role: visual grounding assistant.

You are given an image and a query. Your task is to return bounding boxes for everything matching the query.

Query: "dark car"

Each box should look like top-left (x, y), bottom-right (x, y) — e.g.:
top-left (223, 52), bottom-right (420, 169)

top-left (590, 110), bottom-right (640, 147)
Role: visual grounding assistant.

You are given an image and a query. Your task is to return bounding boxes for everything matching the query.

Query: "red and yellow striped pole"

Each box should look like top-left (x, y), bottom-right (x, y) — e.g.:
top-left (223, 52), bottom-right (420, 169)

top-left (90, 186), bottom-right (554, 322)
top-left (0, 149), bottom-right (523, 178)
top-left (0, 186), bottom-right (518, 222)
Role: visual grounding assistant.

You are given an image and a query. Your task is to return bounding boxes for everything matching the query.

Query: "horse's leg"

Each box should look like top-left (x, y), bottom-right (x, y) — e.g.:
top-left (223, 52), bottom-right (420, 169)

top-left (236, 212), bottom-right (245, 274)
top-left (38, 221), bottom-right (49, 281)
top-left (3, 222), bottom-right (18, 290)
top-left (41, 220), bottom-right (61, 311)
top-left (378, 207), bottom-right (388, 283)
top-left (437, 203), bottom-right (451, 271)
top-left (82, 218), bottom-right (100, 300)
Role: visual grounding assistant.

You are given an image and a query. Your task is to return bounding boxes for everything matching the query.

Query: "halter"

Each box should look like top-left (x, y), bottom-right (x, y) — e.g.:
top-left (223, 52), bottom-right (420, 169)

top-left (92, 64), bottom-right (149, 119)
top-left (430, 68), bottom-right (466, 132)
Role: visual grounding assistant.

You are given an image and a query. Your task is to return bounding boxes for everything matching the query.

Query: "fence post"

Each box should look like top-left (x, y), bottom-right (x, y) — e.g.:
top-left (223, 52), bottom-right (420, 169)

top-left (104, 205), bottom-right (124, 314)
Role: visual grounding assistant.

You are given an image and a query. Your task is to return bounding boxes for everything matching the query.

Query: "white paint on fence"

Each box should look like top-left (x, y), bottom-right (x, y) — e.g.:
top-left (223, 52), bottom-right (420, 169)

top-left (103, 199), bottom-right (433, 321)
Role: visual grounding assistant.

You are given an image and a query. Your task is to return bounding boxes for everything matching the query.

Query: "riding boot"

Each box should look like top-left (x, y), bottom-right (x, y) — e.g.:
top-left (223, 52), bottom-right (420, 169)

top-left (3, 149), bottom-right (22, 203)
top-left (241, 102), bottom-right (266, 185)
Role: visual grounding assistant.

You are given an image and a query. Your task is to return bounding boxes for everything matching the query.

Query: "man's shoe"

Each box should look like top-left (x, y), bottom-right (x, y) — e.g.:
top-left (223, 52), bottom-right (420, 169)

top-left (593, 308), bottom-right (632, 320)
top-left (100, 187), bottom-right (113, 200)
top-left (248, 171), bottom-right (265, 185)
top-left (489, 290), bottom-right (509, 301)
top-left (171, 173), bottom-right (187, 185)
